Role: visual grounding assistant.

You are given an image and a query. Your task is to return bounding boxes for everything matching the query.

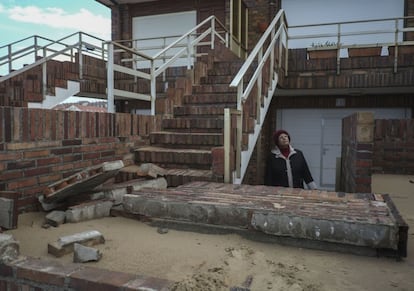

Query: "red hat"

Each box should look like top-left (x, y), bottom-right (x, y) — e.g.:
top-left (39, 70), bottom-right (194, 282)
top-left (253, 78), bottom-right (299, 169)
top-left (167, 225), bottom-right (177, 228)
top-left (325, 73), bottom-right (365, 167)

top-left (273, 129), bottom-right (290, 146)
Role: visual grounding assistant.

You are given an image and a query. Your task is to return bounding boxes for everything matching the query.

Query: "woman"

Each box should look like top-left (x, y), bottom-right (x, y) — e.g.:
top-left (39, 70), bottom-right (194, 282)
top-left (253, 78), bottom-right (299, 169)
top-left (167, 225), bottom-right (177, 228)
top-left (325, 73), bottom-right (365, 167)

top-left (265, 129), bottom-right (317, 189)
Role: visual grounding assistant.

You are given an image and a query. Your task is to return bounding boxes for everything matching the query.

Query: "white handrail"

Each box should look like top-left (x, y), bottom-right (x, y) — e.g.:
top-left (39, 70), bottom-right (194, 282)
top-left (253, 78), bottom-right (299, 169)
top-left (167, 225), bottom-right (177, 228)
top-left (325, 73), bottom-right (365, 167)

top-left (106, 15), bottom-right (230, 115)
top-left (225, 9), bottom-right (288, 184)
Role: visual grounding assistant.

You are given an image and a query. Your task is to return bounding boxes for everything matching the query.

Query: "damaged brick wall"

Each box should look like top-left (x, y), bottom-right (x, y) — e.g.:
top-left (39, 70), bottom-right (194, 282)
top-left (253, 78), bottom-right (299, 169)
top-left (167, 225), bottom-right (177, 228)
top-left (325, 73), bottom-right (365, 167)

top-left (0, 107), bottom-right (162, 213)
top-left (340, 112), bottom-right (414, 193)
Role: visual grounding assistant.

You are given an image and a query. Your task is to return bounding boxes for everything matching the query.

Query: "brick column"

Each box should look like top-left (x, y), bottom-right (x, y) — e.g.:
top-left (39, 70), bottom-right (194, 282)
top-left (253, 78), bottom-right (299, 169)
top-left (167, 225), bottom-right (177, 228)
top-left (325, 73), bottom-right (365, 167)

top-left (341, 112), bottom-right (374, 193)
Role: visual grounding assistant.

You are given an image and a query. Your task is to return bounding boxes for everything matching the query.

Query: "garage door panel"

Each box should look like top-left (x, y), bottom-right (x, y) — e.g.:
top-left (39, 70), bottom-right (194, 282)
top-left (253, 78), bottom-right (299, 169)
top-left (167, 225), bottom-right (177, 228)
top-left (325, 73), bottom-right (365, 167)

top-left (276, 108), bottom-right (411, 190)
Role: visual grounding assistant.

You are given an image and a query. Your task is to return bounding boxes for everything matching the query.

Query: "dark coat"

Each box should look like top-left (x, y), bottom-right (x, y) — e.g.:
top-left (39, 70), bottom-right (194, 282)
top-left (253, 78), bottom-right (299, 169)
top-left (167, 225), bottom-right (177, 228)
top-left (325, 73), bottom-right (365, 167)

top-left (264, 146), bottom-right (314, 188)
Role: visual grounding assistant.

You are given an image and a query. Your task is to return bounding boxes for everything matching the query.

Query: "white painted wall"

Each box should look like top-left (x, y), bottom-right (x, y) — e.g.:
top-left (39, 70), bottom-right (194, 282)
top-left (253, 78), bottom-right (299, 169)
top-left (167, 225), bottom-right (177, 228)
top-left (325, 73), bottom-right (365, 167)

top-left (132, 11), bottom-right (196, 68)
top-left (276, 108), bottom-right (411, 190)
top-left (282, 0), bottom-right (405, 49)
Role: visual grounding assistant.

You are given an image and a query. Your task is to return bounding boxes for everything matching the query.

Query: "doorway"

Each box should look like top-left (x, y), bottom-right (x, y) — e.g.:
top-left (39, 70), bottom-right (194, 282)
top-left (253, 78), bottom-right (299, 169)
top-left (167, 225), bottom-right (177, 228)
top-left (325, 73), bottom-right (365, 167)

top-left (230, 0), bottom-right (248, 58)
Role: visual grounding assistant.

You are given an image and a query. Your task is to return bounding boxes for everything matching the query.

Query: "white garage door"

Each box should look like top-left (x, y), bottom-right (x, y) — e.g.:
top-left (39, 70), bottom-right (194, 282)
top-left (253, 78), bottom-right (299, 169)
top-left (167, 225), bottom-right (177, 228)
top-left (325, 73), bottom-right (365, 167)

top-left (132, 11), bottom-right (196, 68)
top-left (276, 108), bottom-right (411, 190)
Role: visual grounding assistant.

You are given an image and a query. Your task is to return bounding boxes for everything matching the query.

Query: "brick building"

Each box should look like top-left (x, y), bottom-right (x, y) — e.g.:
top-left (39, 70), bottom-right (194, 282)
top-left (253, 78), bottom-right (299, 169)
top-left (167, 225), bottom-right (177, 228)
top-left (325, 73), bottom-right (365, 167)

top-left (0, 0), bottom-right (413, 212)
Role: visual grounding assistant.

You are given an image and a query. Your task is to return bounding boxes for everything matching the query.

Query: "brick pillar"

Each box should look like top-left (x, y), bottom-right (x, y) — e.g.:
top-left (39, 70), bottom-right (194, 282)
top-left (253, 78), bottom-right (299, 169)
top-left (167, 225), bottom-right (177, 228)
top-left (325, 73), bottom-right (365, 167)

top-left (341, 112), bottom-right (374, 193)
top-left (405, 0), bottom-right (414, 40)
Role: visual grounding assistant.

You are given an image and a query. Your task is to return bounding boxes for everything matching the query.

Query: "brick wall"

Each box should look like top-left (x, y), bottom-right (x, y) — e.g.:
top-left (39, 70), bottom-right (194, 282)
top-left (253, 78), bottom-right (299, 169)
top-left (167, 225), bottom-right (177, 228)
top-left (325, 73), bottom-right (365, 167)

top-left (0, 256), bottom-right (171, 290)
top-left (340, 112), bottom-right (414, 193)
top-left (0, 107), bottom-right (161, 213)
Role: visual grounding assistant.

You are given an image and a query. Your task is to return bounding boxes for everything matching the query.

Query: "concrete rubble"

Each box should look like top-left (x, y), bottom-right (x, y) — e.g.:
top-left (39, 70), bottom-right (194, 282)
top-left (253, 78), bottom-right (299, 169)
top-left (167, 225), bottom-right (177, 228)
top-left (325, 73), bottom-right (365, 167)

top-left (38, 161), bottom-right (168, 227)
top-left (73, 243), bottom-right (102, 263)
top-left (0, 234), bottom-right (19, 263)
top-left (48, 230), bottom-right (105, 257)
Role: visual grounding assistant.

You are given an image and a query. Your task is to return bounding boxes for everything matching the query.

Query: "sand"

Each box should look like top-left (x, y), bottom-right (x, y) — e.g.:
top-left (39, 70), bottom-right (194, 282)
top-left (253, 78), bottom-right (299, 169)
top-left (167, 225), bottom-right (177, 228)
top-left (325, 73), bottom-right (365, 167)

top-left (6, 191), bottom-right (414, 291)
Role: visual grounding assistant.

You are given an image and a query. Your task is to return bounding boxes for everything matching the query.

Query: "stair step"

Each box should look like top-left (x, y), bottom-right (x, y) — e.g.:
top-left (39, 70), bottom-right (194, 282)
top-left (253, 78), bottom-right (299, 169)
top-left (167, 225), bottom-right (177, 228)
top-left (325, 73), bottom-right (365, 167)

top-left (162, 117), bottom-right (224, 132)
top-left (192, 84), bottom-right (237, 94)
top-left (206, 61), bottom-right (244, 76)
top-left (135, 146), bottom-right (212, 170)
top-left (173, 104), bottom-right (236, 117)
top-left (182, 93), bottom-right (237, 105)
top-left (150, 131), bottom-right (223, 148)
top-left (164, 168), bottom-right (222, 187)
top-left (200, 75), bottom-right (235, 84)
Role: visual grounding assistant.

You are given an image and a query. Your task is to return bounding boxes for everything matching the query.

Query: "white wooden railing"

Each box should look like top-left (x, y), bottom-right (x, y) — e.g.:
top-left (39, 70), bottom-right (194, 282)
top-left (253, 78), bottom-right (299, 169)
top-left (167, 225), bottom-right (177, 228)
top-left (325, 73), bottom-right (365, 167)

top-left (289, 15), bottom-right (414, 74)
top-left (105, 15), bottom-right (229, 114)
top-left (0, 32), bottom-right (107, 99)
top-left (224, 9), bottom-right (288, 184)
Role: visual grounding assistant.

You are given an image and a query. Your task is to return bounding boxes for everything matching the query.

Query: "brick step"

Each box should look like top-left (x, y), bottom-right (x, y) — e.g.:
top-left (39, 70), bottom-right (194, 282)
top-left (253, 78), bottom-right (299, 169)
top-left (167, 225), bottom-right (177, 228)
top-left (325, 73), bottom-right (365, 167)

top-left (161, 117), bottom-right (224, 132)
top-left (135, 146), bottom-right (212, 170)
top-left (150, 131), bottom-right (223, 148)
top-left (192, 84), bottom-right (237, 94)
top-left (200, 75), bottom-right (236, 84)
top-left (182, 93), bottom-right (237, 105)
top-left (164, 168), bottom-right (222, 187)
top-left (173, 104), bottom-right (236, 117)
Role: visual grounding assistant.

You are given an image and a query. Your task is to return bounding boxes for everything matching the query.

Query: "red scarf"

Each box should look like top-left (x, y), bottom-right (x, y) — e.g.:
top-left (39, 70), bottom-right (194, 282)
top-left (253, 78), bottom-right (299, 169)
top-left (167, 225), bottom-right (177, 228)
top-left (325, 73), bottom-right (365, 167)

top-left (280, 147), bottom-right (290, 158)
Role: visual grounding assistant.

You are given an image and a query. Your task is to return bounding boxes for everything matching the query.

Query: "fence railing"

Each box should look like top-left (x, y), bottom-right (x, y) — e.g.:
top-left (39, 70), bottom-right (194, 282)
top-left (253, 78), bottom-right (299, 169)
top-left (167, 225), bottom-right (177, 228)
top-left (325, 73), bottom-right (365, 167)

top-left (0, 32), bottom-right (106, 79)
top-left (105, 15), bottom-right (229, 114)
top-left (0, 32), bottom-right (107, 101)
top-left (224, 9), bottom-right (288, 184)
top-left (288, 16), bottom-right (414, 73)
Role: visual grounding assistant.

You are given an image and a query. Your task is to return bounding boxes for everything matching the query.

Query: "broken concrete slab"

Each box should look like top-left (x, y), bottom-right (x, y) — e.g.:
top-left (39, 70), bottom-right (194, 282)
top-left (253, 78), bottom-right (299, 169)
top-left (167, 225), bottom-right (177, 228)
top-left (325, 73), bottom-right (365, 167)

top-left (116, 163), bottom-right (166, 183)
top-left (73, 243), bottom-right (102, 263)
top-left (0, 234), bottom-right (19, 263)
top-left (48, 230), bottom-right (105, 257)
top-left (66, 200), bottom-right (113, 223)
top-left (102, 177), bottom-right (168, 205)
top-left (45, 210), bottom-right (66, 227)
top-left (43, 160), bottom-right (124, 204)
top-left (122, 181), bottom-right (408, 258)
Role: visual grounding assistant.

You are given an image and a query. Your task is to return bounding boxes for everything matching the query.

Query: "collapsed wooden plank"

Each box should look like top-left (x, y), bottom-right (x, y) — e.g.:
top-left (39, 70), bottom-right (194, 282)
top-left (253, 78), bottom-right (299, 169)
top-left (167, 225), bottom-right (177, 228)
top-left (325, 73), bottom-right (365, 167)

top-left (42, 160), bottom-right (124, 204)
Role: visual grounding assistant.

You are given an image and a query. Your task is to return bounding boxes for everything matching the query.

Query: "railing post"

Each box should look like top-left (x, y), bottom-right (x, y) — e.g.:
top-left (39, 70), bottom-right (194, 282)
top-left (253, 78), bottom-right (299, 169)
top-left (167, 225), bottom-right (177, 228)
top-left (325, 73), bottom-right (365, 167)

top-left (256, 48), bottom-right (263, 123)
top-left (107, 43), bottom-right (115, 113)
top-left (150, 60), bottom-right (156, 115)
top-left (236, 106), bottom-right (242, 179)
top-left (7, 44), bottom-right (12, 73)
top-left (34, 36), bottom-right (39, 62)
top-left (211, 17), bottom-right (216, 49)
top-left (393, 19), bottom-right (399, 73)
top-left (78, 33), bottom-right (83, 79)
top-left (284, 25), bottom-right (288, 77)
top-left (224, 108), bottom-right (231, 183)
top-left (336, 23), bottom-right (341, 75)
top-left (42, 62), bottom-right (47, 99)
top-left (186, 35), bottom-right (192, 70)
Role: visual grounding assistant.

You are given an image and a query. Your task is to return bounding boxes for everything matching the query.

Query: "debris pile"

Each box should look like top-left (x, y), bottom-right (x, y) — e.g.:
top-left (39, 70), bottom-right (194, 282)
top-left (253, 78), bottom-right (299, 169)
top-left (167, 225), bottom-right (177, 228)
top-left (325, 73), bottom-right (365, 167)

top-left (37, 160), bottom-right (168, 227)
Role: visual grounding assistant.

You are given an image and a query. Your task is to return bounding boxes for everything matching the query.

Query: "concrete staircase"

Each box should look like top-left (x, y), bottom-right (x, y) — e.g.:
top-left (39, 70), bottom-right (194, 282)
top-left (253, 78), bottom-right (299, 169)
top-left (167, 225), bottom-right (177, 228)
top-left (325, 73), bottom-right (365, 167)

top-left (135, 48), bottom-right (246, 187)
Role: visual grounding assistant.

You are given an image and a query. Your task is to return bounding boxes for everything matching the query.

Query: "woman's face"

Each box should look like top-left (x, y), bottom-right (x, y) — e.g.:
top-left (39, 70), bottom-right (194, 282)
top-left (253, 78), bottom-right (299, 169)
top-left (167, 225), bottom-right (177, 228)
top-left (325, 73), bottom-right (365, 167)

top-left (278, 134), bottom-right (290, 148)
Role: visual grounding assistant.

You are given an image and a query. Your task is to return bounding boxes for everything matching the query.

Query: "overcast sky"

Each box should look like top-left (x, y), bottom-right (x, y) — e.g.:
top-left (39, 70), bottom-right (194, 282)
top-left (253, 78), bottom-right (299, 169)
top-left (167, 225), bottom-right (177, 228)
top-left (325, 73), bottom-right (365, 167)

top-left (0, 0), bottom-right (111, 45)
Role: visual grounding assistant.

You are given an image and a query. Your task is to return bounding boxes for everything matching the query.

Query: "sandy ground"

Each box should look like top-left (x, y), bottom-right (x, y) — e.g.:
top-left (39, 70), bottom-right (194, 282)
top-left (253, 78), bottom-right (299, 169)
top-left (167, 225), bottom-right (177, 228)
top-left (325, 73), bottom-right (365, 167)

top-left (5, 190), bottom-right (414, 291)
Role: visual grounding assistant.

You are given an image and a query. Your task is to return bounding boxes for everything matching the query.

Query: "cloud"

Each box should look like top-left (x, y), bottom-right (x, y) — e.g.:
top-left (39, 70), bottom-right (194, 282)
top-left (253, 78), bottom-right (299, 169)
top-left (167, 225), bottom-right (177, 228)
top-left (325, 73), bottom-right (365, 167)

top-left (7, 5), bottom-right (110, 39)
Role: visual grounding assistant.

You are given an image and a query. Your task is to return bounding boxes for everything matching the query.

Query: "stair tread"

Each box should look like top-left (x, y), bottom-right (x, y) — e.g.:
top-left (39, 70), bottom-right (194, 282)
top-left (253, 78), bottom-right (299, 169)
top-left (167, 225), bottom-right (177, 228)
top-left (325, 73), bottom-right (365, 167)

top-left (152, 131), bottom-right (221, 136)
top-left (136, 146), bottom-right (211, 154)
top-left (164, 168), bottom-right (213, 176)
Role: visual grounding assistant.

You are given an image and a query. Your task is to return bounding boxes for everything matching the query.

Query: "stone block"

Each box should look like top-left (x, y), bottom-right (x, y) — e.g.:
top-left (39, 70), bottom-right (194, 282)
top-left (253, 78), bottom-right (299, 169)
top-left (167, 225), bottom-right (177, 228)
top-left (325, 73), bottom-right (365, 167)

top-left (73, 243), bottom-right (102, 263)
top-left (356, 112), bottom-right (374, 124)
top-left (356, 124), bottom-right (374, 143)
top-left (45, 210), bottom-right (66, 227)
top-left (48, 230), bottom-right (104, 257)
top-left (66, 200), bottom-right (113, 223)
